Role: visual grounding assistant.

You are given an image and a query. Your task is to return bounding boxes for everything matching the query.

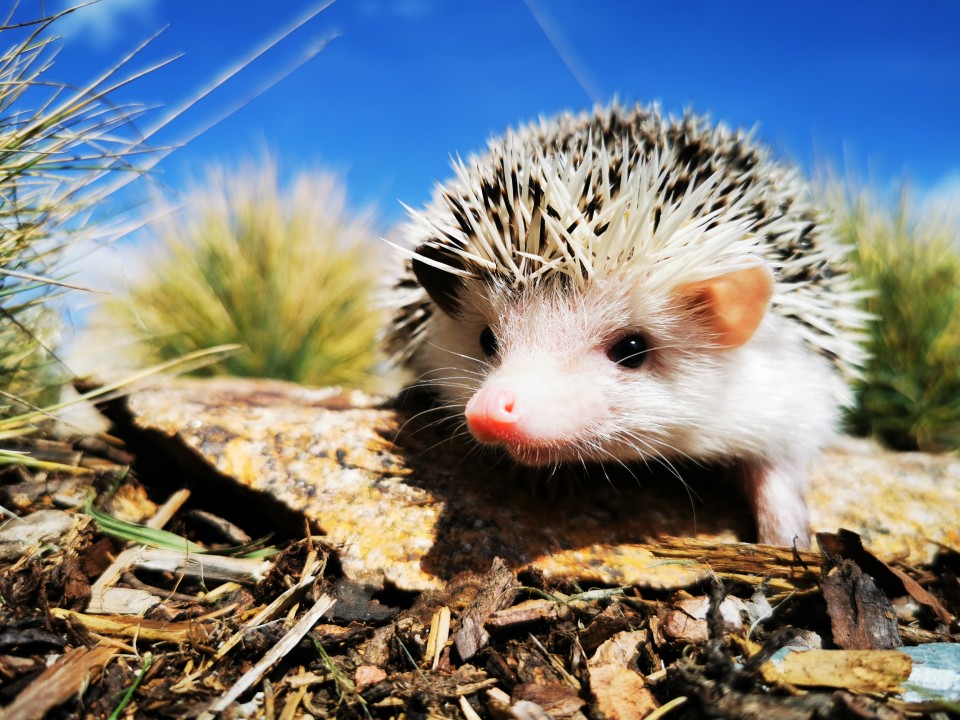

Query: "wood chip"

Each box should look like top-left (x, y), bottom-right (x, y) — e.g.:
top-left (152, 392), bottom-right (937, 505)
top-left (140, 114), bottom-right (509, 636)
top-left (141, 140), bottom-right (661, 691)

top-left (454, 557), bottom-right (520, 662)
top-left (90, 587), bottom-right (161, 615)
top-left (0, 644), bottom-right (116, 720)
top-left (427, 606), bottom-right (451, 670)
top-left (650, 536), bottom-right (821, 582)
top-left (590, 630), bottom-right (648, 667)
top-left (818, 529), bottom-right (953, 625)
top-left (87, 546), bottom-right (273, 614)
top-left (459, 694), bottom-right (483, 720)
top-left (144, 488), bottom-right (191, 529)
top-left (184, 508), bottom-right (253, 544)
top-left (52, 608), bottom-right (216, 643)
top-left (821, 559), bottom-right (902, 649)
top-left (761, 648), bottom-right (912, 693)
top-left (585, 629), bottom-right (660, 720)
top-left (513, 681), bottom-right (586, 717)
top-left (362, 623), bottom-right (395, 667)
top-left (0, 509), bottom-right (80, 561)
top-left (487, 598), bottom-right (574, 629)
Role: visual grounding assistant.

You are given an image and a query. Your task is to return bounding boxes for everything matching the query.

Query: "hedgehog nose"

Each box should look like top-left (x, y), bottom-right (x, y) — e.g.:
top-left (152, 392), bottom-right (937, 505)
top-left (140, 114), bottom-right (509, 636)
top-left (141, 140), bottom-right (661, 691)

top-left (465, 387), bottom-right (522, 443)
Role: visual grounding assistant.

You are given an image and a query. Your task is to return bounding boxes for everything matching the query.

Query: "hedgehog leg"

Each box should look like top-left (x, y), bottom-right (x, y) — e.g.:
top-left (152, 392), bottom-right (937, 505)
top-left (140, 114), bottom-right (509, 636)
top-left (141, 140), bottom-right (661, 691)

top-left (740, 460), bottom-right (811, 548)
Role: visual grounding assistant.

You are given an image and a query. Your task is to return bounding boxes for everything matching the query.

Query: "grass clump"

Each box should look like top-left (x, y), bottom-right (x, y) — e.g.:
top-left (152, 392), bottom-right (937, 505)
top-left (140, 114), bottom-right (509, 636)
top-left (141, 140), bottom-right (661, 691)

top-left (103, 162), bottom-right (382, 388)
top-left (827, 182), bottom-right (960, 452)
top-left (0, 8), bottom-right (163, 423)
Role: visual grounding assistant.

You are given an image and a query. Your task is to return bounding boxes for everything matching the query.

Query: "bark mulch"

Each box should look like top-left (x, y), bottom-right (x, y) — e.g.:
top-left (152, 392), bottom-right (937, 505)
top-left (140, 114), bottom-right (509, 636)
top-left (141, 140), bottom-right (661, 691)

top-left (1, 433), bottom-right (958, 719)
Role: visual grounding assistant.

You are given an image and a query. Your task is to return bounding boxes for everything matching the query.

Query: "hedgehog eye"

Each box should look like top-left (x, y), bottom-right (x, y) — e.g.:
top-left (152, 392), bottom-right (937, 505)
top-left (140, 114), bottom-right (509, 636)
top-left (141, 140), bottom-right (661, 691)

top-left (479, 327), bottom-right (498, 357)
top-left (607, 334), bottom-right (648, 368)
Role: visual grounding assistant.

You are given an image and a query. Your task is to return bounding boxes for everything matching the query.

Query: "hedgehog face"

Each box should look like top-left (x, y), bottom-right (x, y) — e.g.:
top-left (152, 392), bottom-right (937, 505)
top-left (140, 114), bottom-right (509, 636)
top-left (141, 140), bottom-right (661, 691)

top-left (412, 274), bottom-right (739, 467)
top-left (409, 259), bottom-right (846, 469)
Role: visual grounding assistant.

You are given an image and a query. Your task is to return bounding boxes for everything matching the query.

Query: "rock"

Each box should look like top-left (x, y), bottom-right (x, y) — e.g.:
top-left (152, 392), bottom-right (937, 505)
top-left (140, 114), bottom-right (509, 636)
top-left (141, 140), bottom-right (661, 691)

top-left (117, 377), bottom-right (960, 591)
top-left (807, 436), bottom-right (960, 562)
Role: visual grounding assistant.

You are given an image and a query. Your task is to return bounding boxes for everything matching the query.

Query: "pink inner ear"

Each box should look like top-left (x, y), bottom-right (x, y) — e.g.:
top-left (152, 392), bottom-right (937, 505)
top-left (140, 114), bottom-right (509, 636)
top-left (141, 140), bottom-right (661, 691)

top-left (677, 264), bottom-right (774, 348)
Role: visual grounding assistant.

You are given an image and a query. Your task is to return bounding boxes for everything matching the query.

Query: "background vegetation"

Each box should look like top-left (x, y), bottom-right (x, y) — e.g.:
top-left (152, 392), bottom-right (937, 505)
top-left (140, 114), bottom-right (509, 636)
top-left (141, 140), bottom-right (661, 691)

top-left (825, 182), bottom-right (960, 452)
top-left (96, 162), bottom-right (383, 389)
top-left (0, 9), bottom-right (152, 427)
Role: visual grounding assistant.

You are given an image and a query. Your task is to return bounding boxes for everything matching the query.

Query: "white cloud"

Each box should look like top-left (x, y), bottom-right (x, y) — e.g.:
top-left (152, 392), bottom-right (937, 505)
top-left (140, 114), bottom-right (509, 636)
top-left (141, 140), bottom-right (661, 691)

top-left (54, 0), bottom-right (159, 49)
top-left (919, 172), bottom-right (960, 225)
top-left (923, 170), bottom-right (960, 212)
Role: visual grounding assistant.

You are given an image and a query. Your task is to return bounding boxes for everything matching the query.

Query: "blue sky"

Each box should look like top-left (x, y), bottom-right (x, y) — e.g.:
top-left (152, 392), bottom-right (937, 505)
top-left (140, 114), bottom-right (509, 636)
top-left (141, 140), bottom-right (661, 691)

top-left (25, 0), bottom-right (960, 229)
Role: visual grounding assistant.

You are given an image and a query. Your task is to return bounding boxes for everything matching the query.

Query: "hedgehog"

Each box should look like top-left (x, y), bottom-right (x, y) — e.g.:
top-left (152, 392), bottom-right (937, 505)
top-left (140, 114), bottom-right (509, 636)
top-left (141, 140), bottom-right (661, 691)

top-left (385, 103), bottom-right (867, 547)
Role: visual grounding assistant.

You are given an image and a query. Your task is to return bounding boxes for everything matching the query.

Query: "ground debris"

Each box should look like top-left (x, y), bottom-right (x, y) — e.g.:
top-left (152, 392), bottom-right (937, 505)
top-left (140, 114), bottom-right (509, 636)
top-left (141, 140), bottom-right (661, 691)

top-left (1, 644), bottom-right (117, 720)
top-left (760, 648), bottom-right (912, 692)
top-left (664, 664), bottom-right (910, 720)
top-left (819, 529), bottom-right (954, 626)
top-left (0, 509), bottom-right (82, 561)
top-left (454, 556), bottom-right (521, 662)
top-left (587, 630), bottom-right (659, 719)
top-left (821, 559), bottom-right (902, 649)
top-left (2, 433), bottom-right (960, 718)
top-left (649, 536), bottom-right (821, 590)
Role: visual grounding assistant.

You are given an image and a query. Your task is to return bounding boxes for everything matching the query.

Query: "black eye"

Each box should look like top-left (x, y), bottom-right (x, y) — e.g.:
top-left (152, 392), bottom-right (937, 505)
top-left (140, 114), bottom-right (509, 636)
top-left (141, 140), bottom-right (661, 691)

top-left (607, 334), bottom-right (648, 368)
top-left (479, 327), bottom-right (498, 357)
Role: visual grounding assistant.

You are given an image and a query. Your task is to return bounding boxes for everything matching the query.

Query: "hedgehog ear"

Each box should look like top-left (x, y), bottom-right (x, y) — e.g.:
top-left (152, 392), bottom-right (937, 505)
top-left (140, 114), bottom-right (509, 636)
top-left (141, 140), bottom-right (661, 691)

top-left (677, 261), bottom-right (774, 349)
top-left (412, 243), bottom-right (467, 317)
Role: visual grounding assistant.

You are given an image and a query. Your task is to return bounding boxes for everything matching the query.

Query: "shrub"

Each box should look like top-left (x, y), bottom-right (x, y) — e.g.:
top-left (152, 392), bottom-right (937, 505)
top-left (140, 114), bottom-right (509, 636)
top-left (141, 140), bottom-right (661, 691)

top-left (101, 162), bottom-right (383, 388)
top-left (826, 182), bottom-right (960, 452)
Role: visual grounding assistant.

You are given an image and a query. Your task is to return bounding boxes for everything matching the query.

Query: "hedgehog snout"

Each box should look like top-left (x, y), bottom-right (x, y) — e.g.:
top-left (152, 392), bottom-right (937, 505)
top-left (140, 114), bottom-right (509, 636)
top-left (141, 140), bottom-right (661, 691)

top-left (464, 386), bottom-right (521, 443)
top-left (462, 356), bottom-right (607, 463)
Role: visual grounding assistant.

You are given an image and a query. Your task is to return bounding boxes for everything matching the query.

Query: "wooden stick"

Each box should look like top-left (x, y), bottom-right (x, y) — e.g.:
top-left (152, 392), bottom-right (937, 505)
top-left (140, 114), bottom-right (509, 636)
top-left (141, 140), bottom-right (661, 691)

top-left (200, 594), bottom-right (336, 717)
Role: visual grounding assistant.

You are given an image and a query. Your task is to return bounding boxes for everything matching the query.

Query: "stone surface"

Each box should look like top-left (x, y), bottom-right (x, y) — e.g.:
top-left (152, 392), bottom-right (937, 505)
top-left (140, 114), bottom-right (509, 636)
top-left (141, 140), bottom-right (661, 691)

top-left (118, 377), bottom-right (960, 591)
top-left (807, 436), bottom-right (960, 560)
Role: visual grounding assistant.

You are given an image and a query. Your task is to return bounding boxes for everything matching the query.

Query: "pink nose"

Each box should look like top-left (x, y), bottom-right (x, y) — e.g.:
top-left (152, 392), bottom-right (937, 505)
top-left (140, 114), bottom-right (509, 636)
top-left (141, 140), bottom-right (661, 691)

top-left (464, 386), bottom-right (523, 442)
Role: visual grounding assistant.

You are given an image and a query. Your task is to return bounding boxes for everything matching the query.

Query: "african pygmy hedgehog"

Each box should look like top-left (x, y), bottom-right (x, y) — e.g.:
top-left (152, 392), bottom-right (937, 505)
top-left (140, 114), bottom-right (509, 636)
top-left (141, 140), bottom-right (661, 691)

top-left (386, 104), bottom-right (867, 546)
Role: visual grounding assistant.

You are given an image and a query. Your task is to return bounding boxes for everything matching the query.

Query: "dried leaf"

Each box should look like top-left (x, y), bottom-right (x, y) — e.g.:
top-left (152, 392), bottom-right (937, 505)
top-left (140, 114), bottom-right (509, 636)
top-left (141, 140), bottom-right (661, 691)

top-left (587, 665), bottom-right (659, 720)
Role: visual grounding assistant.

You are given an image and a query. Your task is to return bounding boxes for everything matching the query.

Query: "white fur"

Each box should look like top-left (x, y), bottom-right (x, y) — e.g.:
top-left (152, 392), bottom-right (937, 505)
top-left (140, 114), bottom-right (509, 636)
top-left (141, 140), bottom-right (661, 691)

top-left (395, 105), bottom-right (869, 379)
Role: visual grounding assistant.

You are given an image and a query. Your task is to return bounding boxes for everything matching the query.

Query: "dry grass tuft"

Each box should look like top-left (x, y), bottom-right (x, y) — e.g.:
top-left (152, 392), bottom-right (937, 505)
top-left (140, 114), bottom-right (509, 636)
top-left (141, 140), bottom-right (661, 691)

top-left (100, 161), bottom-right (383, 389)
top-left (0, 8), bottom-right (158, 411)
top-left (825, 181), bottom-right (960, 452)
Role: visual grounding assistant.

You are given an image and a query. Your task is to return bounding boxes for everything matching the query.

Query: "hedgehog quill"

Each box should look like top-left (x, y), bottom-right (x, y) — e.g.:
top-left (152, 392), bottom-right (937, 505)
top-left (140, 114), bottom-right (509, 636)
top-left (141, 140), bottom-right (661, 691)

top-left (387, 104), bottom-right (867, 547)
